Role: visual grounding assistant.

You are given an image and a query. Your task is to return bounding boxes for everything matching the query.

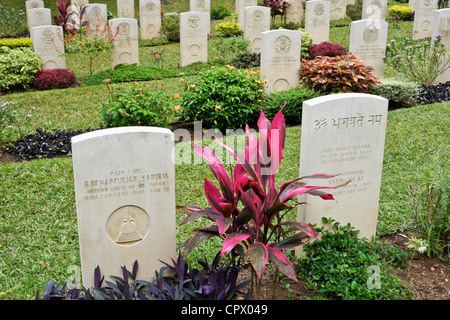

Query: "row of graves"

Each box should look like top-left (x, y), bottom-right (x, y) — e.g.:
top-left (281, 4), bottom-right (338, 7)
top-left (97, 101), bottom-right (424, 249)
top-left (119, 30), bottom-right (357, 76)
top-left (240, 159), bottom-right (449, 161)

top-left (25, 0), bottom-right (450, 89)
top-left (21, 0), bottom-right (449, 286)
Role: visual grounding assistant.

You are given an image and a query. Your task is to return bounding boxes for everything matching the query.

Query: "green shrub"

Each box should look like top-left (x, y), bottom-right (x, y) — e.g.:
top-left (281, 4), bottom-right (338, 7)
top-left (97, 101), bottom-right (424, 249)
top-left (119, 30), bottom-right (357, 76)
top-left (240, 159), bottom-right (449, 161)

top-left (177, 66), bottom-right (265, 131)
top-left (215, 20), bottom-right (241, 37)
top-left (209, 35), bottom-right (251, 65)
top-left (211, 5), bottom-right (231, 20)
top-left (295, 218), bottom-right (415, 300)
top-left (100, 81), bottom-right (173, 128)
top-left (0, 37), bottom-right (32, 48)
top-left (260, 86), bottom-right (322, 125)
top-left (300, 30), bottom-right (314, 59)
top-left (371, 79), bottom-right (419, 109)
top-left (0, 46), bottom-right (41, 90)
top-left (162, 14), bottom-right (180, 42)
top-left (387, 5), bottom-right (413, 20)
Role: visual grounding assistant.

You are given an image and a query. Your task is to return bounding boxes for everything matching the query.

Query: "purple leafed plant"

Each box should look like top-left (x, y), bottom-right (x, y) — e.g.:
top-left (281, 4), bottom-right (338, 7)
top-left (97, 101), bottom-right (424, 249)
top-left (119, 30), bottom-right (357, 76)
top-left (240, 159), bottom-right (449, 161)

top-left (178, 108), bottom-right (344, 296)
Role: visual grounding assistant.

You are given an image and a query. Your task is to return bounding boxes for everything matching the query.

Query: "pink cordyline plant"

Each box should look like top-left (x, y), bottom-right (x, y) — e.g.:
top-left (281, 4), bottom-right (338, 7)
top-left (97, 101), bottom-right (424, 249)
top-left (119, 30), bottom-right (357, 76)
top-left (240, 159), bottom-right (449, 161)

top-left (177, 108), bottom-right (344, 285)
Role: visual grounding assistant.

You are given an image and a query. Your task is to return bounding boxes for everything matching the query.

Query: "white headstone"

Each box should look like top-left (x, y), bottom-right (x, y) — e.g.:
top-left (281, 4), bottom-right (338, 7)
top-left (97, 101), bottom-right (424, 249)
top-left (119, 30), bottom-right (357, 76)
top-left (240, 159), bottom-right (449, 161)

top-left (349, 19), bottom-right (388, 78)
top-left (84, 3), bottom-right (108, 38)
top-left (30, 25), bottom-right (66, 70)
top-left (413, 0), bottom-right (438, 40)
top-left (180, 12), bottom-right (208, 67)
top-left (71, 127), bottom-right (177, 289)
top-left (296, 93), bottom-right (388, 252)
top-left (243, 6), bottom-right (271, 53)
top-left (285, 0), bottom-right (303, 25)
top-left (27, 8), bottom-right (51, 31)
top-left (139, 0), bottom-right (161, 40)
top-left (109, 18), bottom-right (139, 68)
top-left (330, 0), bottom-right (347, 21)
top-left (190, 0), bottom-right (210, 33)
top-left (260, 29), bottom-right (302, 93)
top-left (25, 0), bottom-right (44, 29)
top-left (237, 0), bottom-right (257, 30)
top-left (305, 0), bottom-right (330, 44)
top-left (118, 0), bottom-right (135, 18)
top-left (432, 9), bottom-right (450, 83)
top-left (362, 0), bottom-right (387, 20)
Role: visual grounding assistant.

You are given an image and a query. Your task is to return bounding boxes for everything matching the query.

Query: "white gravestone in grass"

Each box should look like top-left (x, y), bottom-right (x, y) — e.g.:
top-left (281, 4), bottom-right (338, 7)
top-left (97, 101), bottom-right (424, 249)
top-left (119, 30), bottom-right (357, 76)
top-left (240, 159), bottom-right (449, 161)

top-left (413, 0), bottom-right (438, 40)
top-left (117, 0), bottom-right (135, 18)
top-left (139, 0), bottom-right (161, 40)
top-left (243, 6), bottom-right (270, 54)
top-left (260, 29), bottom-right (302, 93)
top-left (349, 19), bottom-right (388, 79)
top-left (362, 0), bottom-right (387, 20)
top-left (237, 0), bottom-right (257, 31)
top-left (285, 0), bottom-right (303, 25)
top-left (190, 0), bottom-right (210, 33)
top-left (27, 8), bottom-right (51, 31)
top-left (296, 93), bottom-right (388, 257)
top-left (305, 0), bottom-right (330, 44)
top-left (180, 12), bottom-right (208, 67)
top-left (84, 3), bottom-right (108, 38)
top-left (432, 9), bottom-right (450, 83)
top-left (72, 127), bottom-right (177, 289)
top-left (25, 0), bottom-right (44, 29)
top-left (109, 18), bottom-right (139, 69)
top-left (31, 25), bottom-right (66, 70)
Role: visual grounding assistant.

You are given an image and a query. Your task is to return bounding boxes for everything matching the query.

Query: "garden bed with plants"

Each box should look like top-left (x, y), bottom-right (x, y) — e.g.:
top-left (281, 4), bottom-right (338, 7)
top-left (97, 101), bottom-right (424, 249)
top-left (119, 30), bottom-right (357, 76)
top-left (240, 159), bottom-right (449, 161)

top-left (1, 0), bottom-right (449, 301)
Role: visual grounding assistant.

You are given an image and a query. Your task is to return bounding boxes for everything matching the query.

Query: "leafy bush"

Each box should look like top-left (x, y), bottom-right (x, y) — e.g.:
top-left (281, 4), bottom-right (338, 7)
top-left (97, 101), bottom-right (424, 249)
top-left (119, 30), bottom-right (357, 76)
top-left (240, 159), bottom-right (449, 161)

top-left (384, 35), bottom-right (450, 87)
top-left (346, 0), bottom-right (363, 21)
top-left (300, 54), bottom-right (380, 93)
top-left (295, 218), bottom-right (414, 300)
top-left (371, 78), bottom-right (419, 109)
top-left (210, 35), bottom-right (251, 65)
top-left (418, 81), bottom-right (450, 105)
top-left (215, 20), bottom-right (241, 37)
top-left (308, 41), bottom-right (347, 59)
top-left (387, 5), bottom-right (413, 21)
top-left (176, 66), bottom-right (265, 131)
top-left (0, 46), bottom-right (41, 90)
top-left (162, 14), bottom-right (180, 42)
top-left (33, 68), bottom-right (78, 90)
top-left (0, 37), bottom-right (32, 48)
top-left (37, 253), bottom-right (250, 300)
top-left (100, 81), bottom-right (173, 128)
top-left (232, 52), bottom-right (261, 69)
top-left (8, 128), bottom-right (97, 161)
top-left (260, 86), bottom-right (322, 125)
top-left (211, 5), bottom-right (231, 20)
top-left (300, 30), bottom-right (314, 59)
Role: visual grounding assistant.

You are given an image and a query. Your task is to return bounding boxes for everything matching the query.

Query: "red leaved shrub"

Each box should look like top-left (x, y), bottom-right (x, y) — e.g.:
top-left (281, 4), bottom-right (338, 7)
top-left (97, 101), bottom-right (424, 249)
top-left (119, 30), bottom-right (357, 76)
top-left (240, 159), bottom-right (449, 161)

top-left (33, 68), bottom-right (78, 90)
top-left (308, 41), bottom-right (347, 59)
top-left (300, 54), bottom-right (380, 93)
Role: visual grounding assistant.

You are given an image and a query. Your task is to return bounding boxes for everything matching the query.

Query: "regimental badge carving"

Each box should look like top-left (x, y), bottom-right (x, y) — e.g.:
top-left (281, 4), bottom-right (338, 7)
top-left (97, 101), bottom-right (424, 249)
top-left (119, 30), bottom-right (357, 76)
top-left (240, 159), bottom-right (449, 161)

top-left (118, 22), bottom-right (130, 35)
top-left (35, 11), bottom-right (45, 22)
top-left (41, 29), bottom-right (55, 44)
top-left (253, 10), bottom-right (264, 23)
top-left (314, 4), bottom-right (325, 16)
top-left (189, 15), bottom-right (200, 28)
top-left (424, 0), bottom-right (432, 6)
top-left (145, 2), bottom-right (155, 11)
top-left (363, 24), bottom-right (378, 43)
top-left (90, 6), bottom-right (101, 19)
top-left (31, 2), bottom-right (41, 8)
top-left (197, 0), bottom-right (205, 8)
top-left (106, 205), bottom-right (150, 246)
top-left (274, 35), bottom-right (291, 54)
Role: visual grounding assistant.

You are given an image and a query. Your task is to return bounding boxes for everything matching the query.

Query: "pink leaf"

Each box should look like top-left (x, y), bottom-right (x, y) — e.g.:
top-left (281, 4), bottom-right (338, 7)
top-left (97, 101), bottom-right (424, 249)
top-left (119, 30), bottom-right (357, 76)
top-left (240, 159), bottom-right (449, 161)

top-left (221, 233), bottom-right (251, 256)
top-left (267, 247), bottom-right (297, 281)
top-left (248, 243), bottom-right (268, 279)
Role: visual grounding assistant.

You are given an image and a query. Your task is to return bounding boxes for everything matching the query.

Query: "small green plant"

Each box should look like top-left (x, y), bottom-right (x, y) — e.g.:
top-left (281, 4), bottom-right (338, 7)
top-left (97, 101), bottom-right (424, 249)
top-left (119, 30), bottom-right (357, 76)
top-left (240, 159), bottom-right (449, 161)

top-left (210, 35), bottom-right (251, 65)
top-left (387, 5), bottom-right (413, 21)
top-left (384, 35), bottom-right (450, 87)
top-left (295, 218), bottom-right (414, 300)
top-left (215, 20), bottom-right (241, 37)
top-left (0, 6), bottom-right (26, 37)
top-left (300, 30), bottom-right (314, 59)
top-left (161, 14), bottom-right (180, 42)
top-left (211, 5), bottom-right (232, 20)
top-left (0, 37), bottom-right (32, 48)
top-left (176, 65), bottom-right (265, 131)
top-left (371, 78), bottom-right (419, 109)
top-left (0, 99), bottom-right (33, 144)
top-left (0, 46), bottom-right (42, 90)
top-left (100, 80), bottom-right (173, 128)
top-left (149, 49), bottom-right (167, 69)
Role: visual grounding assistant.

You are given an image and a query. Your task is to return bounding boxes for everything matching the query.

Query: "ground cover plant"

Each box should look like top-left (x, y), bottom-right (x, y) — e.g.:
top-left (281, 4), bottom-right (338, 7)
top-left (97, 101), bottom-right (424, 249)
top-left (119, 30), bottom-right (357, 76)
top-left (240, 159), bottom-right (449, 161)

top-left (0, 0), bottom-right (449, 300)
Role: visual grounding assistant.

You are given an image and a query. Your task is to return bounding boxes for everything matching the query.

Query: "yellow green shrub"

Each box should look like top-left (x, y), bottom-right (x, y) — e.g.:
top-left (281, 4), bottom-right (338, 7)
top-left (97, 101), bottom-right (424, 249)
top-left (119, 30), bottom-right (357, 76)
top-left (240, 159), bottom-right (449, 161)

top-left (387, 5), bottom-right (413, 20)
top-left (0, 37), bottom-right (32, 48)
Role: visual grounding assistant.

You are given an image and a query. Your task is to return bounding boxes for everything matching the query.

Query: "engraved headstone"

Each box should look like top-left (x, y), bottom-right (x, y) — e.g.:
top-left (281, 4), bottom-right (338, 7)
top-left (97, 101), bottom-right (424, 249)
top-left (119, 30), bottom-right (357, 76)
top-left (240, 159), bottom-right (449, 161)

top-left (72, 127), bottom-right (177, 289)
top-left (139, 0), bottom-right (161, 40)
top-left (109, 18), bottom-right (139, 69)
top-left (413, 0), bottom-right (438, 40)
top-left (432, 9), bottom-right (450, 83)
top-left (118, 0), bottom-right (135, 18)
top-left (296, 93), bottom-right (388, 253)
top-left (305, 0), bottom-right (330, 44)
top-left (362, 0), bottom-right (387, 20)
top-left (237, 0), bottom-right (257, 30)
top-left (84, 3), bottom-right (108, 38)
top-left (349, 19), bottom-right (388, 78)
top-left (27, 8), bottom-right (52, 31)
top-left (30, 25), bottom-right (66, 70)
top-left (260, 29), bottom-right (302, 93)
top-left (285, 0), bottom-right (303, 25)
top-left (25, 0), bottom-right (44, 29)
top-left (330, 0), bottom-right (347, 21)
top-left (243, 6), bottom-right (270, 54)
top-left (190, 0), bottom-right (210, 33)
top-left (180, 12), bottom-right (208, 67)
